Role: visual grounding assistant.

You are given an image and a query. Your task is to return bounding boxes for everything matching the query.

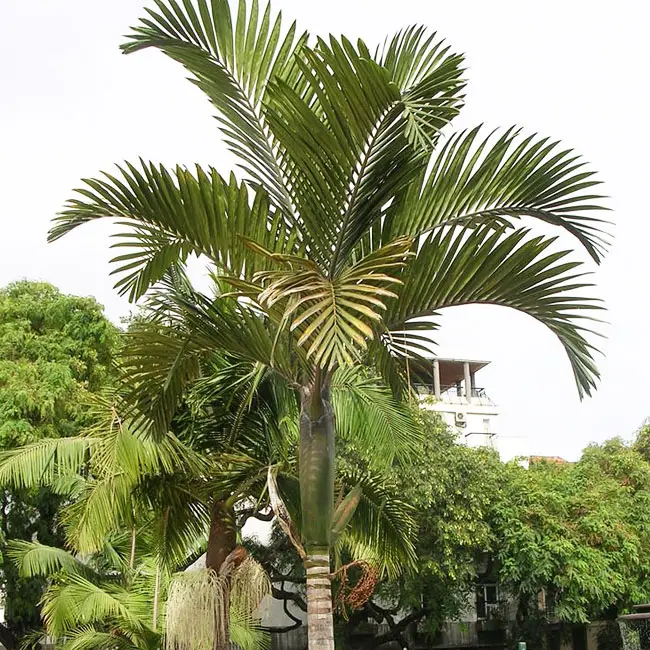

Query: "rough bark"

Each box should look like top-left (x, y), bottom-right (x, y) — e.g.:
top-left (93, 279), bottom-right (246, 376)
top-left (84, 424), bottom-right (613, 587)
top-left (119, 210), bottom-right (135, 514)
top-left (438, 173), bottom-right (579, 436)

top-left (206, 500), bottom-right (237, 572)
top-left (305, 552), bottom-right (335, 650)
top-left (206, 500), bottom-right (237, 650)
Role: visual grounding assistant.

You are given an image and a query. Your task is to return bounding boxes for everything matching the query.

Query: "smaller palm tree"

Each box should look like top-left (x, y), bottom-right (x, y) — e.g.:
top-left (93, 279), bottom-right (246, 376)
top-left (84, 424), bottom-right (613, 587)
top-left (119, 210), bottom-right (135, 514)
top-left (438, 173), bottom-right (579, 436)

top-left (8, 535), bottom-right (270, 650)
top-left (0, 323), bottom-right (418, 649)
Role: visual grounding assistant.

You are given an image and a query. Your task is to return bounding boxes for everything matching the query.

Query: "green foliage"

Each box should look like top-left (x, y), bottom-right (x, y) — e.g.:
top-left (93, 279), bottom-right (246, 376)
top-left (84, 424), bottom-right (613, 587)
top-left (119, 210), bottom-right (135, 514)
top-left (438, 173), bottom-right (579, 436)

top-left (9, 538), bottom-right (162, 650)
top-left (0, 281), bottom-right (119, 444)
top-left (400, 412), bottom-right (501, 624)
top-left (336, 410), bottom-right (500, 639)
top-left (43, 0), bottom-right (612, 645)
top-left (0, 281), bottom-right (119, 644)
top-left (339, 423), bottom-right (650, 647)
top-left (49, 0), bottom-right (610, 397)
top-left (491, 439), bottom-right (650, 623)
top-left (633, 422), bottom-right (650, 463)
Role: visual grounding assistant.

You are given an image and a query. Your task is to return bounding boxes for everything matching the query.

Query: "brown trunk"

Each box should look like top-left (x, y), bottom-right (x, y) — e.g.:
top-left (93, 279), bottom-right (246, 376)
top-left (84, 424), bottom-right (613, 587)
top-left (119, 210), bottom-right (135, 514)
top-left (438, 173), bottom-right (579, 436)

top-left (206, 500), bottom-right (237, 650)
top-left (305, 552), bottom-right (334, 650)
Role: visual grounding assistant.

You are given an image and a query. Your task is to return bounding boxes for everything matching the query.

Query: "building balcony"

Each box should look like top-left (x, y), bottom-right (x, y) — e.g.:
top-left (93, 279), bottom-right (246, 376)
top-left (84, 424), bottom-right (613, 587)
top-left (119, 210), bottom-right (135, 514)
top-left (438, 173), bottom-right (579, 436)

top-left (416, 385), bottom-right (497, 408)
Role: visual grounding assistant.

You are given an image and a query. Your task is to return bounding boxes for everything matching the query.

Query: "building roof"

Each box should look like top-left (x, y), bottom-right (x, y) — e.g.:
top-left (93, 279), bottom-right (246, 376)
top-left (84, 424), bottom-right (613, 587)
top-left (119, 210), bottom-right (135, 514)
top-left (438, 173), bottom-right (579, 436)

top-left (436, 358), bottom-right (490, 390)
top-left (528, 455), bottom-right (569, 465)
top-left (415, 358), bottom-right (490, 391)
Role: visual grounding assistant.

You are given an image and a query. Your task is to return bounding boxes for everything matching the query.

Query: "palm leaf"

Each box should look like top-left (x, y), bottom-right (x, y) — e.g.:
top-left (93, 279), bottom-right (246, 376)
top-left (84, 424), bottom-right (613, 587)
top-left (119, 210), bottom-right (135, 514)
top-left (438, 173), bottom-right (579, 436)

top-left (121, 0), bottom-right (307, 229)
top-left (0, 437), bottom-right (94, 489)
top-left (331, 366), bottom-right (422, 465)
top-left (50, 164), bottom-right (292, 301)
top-left (7, 541), bottom-right (89, 579)
top-left (388, 226), bottom-right (604, 397)
top-left (387, 126), bottom-right (610, 262)
top-left (376, 25), bottom-right (466, 147)
top-left (57, 627), bottom-right (143, 650)
top-left (253, 238), bottom-right (413, 369)
top-left (41, 575), bottom-right (148, 637)
top-left (336, 468), bottom-right (418, 579)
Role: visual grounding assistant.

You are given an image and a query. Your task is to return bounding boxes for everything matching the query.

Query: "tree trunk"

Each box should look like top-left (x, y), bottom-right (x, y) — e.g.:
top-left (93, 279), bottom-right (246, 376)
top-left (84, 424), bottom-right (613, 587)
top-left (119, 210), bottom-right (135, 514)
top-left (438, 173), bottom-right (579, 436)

top-left (206, 500), bottom-right (237, 650)
top-left (305, 552), bottom-right (335, 650)
top-left (299, 370), bottom-right (336, 650)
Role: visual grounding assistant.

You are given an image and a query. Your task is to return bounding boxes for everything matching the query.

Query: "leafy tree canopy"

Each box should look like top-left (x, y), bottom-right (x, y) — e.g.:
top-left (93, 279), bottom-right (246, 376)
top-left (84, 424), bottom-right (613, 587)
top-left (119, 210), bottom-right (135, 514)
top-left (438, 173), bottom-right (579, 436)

top-left (0, 281), bottom-right (119, 648)
top-left (492, 438), bottom-right (650, 624)
top-left (0, 281), bottom-right (119, 445)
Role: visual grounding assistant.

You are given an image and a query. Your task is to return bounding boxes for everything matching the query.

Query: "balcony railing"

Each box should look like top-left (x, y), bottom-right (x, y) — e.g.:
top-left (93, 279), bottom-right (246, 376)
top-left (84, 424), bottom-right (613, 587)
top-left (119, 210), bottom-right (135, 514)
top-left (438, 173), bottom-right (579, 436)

top-left (416, 386), bottom-right (496, 407)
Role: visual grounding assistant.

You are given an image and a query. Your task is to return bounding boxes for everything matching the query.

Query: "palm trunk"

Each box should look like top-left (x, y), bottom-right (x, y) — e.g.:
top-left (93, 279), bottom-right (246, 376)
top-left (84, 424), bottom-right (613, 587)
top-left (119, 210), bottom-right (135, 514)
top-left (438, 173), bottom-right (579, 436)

top-left (300, 370), bottom-right (336, 650)
top-left (305, 551), bottom-right (335, 650)
top-left (206, 499), bottom-right (237, 650)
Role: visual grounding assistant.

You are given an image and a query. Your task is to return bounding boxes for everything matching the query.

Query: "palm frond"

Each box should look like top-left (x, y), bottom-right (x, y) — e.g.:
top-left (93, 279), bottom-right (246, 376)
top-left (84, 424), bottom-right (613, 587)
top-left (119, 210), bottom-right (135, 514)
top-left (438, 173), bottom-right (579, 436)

top-left (388, 226), bottom-right (604, 397)
top-left (332, 367), bottom-right (422, 465)
top-left (41, 575), bottom-right (148, 638)
top-left (120, 325), bottom-right (205, 434)
top-left (50, 164), bottom-right (293, 301)
top-left (141, 486), bottom-right (210, 571)
top-left (376, 25), bottom-right (466, 147)
top-left (0, 437), bottom-right (94, 489)
top-left (229, 608), bottom-right (270, 650)
top-left (253, 238), bottom-right (413, 370)
top-left (7, 541), bottom-right (88, 579)
top-left (57, 627), bottom-right (143, 650)
top-left (146, 283), bottom-right (299, 379)
top-left (336, 468), bottom-right (418, 579)
top-left (122, 0), bottom-right (308, 227)
top-left (388, 126), bottom-right (610, 262)
top-left (265, 32), bottom-right (465, 273)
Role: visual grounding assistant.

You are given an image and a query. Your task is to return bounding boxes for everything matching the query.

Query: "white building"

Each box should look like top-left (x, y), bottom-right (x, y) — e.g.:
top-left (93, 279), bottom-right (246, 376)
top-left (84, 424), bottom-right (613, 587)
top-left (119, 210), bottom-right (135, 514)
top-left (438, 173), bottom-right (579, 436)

top-left (416, 357), bottom-right (500, 450)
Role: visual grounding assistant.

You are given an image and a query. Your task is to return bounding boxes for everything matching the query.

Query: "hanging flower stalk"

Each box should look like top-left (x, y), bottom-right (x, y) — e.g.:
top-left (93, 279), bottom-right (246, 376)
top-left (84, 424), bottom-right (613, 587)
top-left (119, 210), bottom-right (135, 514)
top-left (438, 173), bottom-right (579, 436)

top-left (165, 555), bottom-right (270, 650)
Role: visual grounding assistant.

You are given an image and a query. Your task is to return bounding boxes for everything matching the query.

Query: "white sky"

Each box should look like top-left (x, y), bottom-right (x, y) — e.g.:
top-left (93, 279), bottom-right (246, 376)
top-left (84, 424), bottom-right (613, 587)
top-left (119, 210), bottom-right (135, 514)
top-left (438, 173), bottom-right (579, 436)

top-left (1, 0), bottom-right (649, 460)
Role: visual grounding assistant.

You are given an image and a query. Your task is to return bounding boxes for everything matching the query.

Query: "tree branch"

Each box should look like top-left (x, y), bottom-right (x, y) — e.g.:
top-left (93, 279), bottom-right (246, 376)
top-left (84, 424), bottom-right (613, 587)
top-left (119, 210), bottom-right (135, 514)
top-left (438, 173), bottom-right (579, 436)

top-left (261, 581), bottom-right (304, 633)
top-left (360, 601), bottom-right (427, 650)
top-left (271, 584), bottom-right (307, 612)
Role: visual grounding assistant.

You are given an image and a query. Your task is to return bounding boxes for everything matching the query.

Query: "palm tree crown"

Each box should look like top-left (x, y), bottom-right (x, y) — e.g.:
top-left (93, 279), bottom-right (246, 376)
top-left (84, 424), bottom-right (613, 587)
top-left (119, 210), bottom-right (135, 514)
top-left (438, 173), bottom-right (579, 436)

top-left (50, 0), bottom-right (608, 397)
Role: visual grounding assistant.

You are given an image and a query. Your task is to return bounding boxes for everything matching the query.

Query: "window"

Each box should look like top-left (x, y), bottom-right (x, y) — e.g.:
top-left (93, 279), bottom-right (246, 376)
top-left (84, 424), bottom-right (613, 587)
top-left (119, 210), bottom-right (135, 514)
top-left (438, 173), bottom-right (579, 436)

top-left (476, 584), bottom-right (499, 620)
top-left (483, 418), bottom-right (491, 433)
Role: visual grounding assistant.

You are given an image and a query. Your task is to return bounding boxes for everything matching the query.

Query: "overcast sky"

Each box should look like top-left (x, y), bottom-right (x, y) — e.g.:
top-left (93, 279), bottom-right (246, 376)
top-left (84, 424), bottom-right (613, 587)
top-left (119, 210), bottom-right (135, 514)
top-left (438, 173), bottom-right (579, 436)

top-left (2, 0), bottom-right (648, 460)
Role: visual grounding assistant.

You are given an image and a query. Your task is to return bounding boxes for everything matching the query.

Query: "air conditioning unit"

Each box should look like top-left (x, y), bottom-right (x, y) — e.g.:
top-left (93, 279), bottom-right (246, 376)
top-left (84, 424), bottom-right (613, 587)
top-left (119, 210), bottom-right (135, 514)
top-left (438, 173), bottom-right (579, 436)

top-left (454, 412), bottom-right (467, 427)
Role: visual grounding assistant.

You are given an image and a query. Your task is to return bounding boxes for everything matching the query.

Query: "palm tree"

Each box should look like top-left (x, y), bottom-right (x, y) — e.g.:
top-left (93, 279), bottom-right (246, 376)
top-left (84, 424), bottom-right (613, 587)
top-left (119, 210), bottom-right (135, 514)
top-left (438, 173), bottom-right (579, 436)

top-left (0, 319), bottom-right (418, 649)
top-left (7, 536), bottom-right (270, 650)
top-left (49, 1), bottom-right (610, 646)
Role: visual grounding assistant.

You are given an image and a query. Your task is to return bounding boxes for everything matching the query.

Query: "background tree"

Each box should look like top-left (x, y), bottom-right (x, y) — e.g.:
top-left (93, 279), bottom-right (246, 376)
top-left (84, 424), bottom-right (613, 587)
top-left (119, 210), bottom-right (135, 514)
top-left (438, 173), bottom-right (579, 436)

top-left (334, 426), bottom-right (650, 650)
top-left (633, 420), bottom-right (650, 463)
top-left (49, 0), bottom-right (610, 647)
top-left (491, 439), bottom-right (650, 636)
top-left (335, 410), bottom-right (502, 649)
top-left (0, 281), bottom-right (118, 649)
